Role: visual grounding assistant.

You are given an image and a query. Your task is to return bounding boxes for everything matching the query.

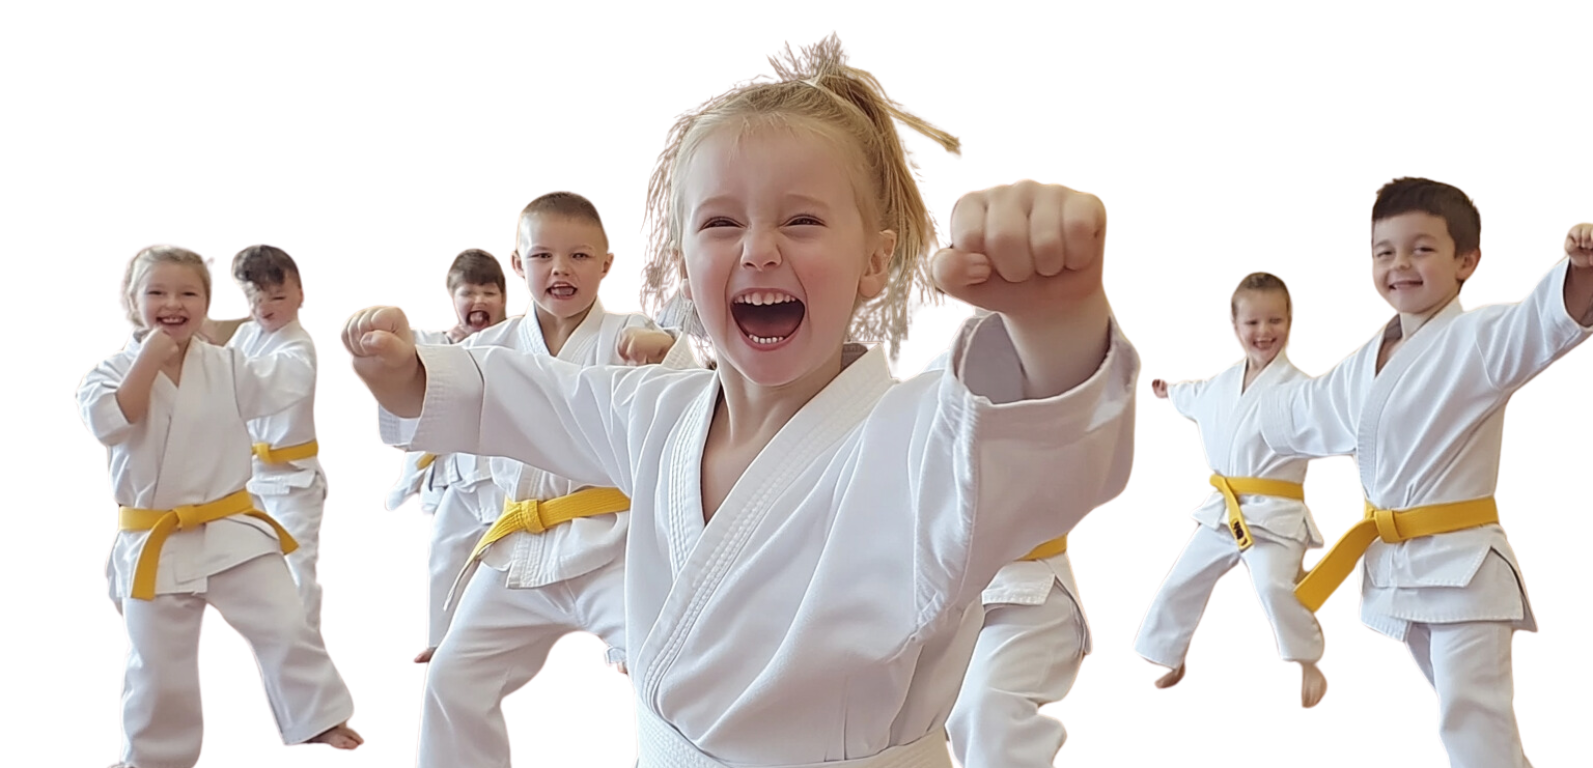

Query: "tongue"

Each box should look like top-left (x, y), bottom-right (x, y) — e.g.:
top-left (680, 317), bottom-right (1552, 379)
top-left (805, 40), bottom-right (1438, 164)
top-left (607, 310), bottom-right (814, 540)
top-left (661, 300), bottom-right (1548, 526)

top-left (469, 311), bottom-right (488, 326)
top-left (732, 301), bottom-right (804, 340)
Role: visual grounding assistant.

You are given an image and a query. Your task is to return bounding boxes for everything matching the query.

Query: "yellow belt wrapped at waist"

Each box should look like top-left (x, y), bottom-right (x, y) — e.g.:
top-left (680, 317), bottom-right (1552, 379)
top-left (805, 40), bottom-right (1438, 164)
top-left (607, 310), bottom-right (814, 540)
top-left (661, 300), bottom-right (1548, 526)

top-left (466, 487), bottom-right (632, 565)
top-left (1209, 474), bottom-right (1306, 551)
top-left (119, 489), bottom-right (298, 600)
top-left (1294, 497), bottom-right (1499, 612)
top-left (252, 439), bottom-right (318, 464)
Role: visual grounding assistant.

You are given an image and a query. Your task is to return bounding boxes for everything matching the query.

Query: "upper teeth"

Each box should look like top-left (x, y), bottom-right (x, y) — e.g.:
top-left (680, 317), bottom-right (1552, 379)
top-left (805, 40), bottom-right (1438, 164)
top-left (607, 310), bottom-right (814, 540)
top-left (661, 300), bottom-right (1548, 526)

top-left (737, 292), bottom-right (795, 306)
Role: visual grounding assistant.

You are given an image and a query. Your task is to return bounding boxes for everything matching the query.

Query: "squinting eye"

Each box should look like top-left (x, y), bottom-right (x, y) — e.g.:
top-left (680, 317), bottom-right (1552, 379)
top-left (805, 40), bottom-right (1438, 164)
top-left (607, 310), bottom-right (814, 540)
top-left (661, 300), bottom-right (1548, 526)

top-left (789, 215), bottom-right (822, 226)
top-left (702, 217), bottom-right (737, 229)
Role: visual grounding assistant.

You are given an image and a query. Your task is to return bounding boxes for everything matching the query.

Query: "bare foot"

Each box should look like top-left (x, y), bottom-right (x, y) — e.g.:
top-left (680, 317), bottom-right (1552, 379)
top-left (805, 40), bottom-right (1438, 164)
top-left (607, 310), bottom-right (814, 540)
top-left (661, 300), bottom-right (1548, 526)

top-left (308, 722), bottom-right (364, 750)
top-left (414, 646), bottom-right (436, 664)
top-left (1300, 662), bottom-right (1327, 708)
top-left (1154, 663), bottom-right (1186, 689)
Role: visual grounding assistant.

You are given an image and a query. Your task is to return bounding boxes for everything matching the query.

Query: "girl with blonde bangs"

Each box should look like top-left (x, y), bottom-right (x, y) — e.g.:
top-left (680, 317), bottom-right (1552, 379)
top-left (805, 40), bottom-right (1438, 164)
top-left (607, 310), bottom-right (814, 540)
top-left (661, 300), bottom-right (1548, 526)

top-left (82, 246), bottom-right (361, 768)
top-left (350, 35), bottom-right (1138, 767)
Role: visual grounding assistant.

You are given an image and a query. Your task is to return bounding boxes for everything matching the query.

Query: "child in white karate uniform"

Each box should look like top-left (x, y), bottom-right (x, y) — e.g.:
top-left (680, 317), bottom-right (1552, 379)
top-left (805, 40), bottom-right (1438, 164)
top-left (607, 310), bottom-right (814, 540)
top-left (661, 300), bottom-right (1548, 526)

top-left (1133, 272), bottom-right (1327, 706)
top-left (210, 245), bottom-right (331, 630)
top-left (348, 36), bottom-right (1138, 768)
top-left (382, 249), bottom-right (510, 663)
top-left (1262, 177), bottom-right (1593, 767)
top-left (415, 191), bottom-right (694, 768)
top-left (78, 245), bottom-right (360, 768)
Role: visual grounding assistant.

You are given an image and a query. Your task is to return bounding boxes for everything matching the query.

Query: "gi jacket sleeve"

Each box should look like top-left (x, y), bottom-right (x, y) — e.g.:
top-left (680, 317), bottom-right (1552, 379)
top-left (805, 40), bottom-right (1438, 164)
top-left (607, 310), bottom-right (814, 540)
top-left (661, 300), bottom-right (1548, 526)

top-left (230, 339), bottom-right (315, 421)
top-left (1259, 359), bottom-right (1358, 460)
top-left (382, 343), bottom-right (661, 494)
top-left (1471, 258), bottom-right (1593, 393)
top-left (1167, 377), bottom-right (1210, 421)
top-left (78, 354), bottom-right (135, 446)
top-left (909, 312), bottom-right (1139, 621)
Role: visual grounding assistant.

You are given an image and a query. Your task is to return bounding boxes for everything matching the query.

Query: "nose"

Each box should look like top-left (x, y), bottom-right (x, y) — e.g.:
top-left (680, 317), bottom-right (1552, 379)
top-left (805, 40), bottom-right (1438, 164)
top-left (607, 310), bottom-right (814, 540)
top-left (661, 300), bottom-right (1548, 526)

top-left (551, 255), bottom-right (574, 275)
top-left (1390, 248), bottom-right (1413, 270)
top-left (740, 229), bottom-right (782, 270)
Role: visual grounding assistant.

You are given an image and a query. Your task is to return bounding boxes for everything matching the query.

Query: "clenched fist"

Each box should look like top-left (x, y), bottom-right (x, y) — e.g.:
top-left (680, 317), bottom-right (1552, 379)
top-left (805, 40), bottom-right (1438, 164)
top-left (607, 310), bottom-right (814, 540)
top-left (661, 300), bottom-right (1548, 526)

top-left (617, 328), bottom-right (677, 366)
top-left (930, 180), bottom-right (1106, 320)
top-left (344, 306), bottom-right (427, 417)
top-left (1567, 223), bottom-right (1593, 269)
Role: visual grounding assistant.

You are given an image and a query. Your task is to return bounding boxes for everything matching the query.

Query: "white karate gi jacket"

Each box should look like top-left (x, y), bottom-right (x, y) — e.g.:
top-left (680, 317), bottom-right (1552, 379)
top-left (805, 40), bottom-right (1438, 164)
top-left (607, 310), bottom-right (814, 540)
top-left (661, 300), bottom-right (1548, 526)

top-left (79, 334), bottom-right (312, 598)
top-left (1169, 354), bottom-right (1322, 547)
top-left (384, 312), bottom-right (1139, 764)
top-left (1261, 260), bottom-right (1592, 639)
top-left (226, 319), bottom-right (322, 494)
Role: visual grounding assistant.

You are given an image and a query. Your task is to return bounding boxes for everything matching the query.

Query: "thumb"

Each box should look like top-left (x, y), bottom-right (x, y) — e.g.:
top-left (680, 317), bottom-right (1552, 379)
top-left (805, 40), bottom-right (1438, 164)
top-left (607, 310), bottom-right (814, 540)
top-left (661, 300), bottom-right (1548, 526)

top-left (929, 248), bottom-right (993, 292)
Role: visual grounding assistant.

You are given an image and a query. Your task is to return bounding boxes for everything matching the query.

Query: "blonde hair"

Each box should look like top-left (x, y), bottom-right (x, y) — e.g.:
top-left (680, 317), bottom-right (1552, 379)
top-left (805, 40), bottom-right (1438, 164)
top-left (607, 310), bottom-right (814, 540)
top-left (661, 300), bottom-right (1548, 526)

top-left (641, 34), bottom-right (960, 357)
top-left (656, 294), bottom-right (713, 366)
top-left (1229, 269), bottom-right (1293, 323)
top-left (122, 245), bottom-right (212, 327)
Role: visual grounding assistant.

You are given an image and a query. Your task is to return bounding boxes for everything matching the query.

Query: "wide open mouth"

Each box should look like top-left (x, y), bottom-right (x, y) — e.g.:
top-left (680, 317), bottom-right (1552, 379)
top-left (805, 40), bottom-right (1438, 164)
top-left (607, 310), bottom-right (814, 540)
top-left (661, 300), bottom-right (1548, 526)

top-left (547, 282), bottom-right (578, 300)
top-left (467, 310), bottom-right (491, 328)
top-left (156, 314), bottom-right (189, 330)
top-left (731, 291), bottom-right (806, 345)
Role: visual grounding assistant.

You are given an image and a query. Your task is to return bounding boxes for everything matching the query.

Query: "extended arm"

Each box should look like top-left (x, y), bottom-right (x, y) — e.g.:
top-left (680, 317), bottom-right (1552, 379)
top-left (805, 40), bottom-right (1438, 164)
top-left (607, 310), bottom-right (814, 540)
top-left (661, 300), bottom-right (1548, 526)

top-left (1473, 252), bottom-right (1593, 393)
top-left (912, 312), bottom-right (1139, 618)
top-left (1258, 360), bottom-right (1359, 459)
top-left (233, 338), bottom-right (316, 420)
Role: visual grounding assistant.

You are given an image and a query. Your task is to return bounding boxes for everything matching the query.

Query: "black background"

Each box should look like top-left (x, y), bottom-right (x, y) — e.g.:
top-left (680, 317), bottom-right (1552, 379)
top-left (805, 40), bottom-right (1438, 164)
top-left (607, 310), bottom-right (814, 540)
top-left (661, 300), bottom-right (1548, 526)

top-left (62, 27), bottom-right (1580, 764)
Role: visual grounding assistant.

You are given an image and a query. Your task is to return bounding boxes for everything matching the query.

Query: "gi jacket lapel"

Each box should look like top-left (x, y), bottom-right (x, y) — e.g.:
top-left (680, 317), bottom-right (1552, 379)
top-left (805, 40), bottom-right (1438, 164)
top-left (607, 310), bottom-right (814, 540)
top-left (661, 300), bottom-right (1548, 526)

top-left (636, 343), bottom-right (893, 704)
top-left (1357, 296), bottom-right (1465, 500)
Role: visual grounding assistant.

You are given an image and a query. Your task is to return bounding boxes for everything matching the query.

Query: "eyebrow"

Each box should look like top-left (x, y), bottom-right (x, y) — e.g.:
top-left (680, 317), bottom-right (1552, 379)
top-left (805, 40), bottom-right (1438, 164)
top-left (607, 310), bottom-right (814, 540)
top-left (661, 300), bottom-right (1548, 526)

top-left (692, 193), bottom-right (834, 214)
top-left (526, 243), bottom-right (599, 252)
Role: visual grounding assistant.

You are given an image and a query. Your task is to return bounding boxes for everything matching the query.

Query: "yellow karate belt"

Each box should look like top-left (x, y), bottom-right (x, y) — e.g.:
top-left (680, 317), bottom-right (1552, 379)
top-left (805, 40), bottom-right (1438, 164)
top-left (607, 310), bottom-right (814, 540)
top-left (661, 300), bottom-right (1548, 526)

top-left (466, 487), bottom-right (632, 565)
top-left (1020, 536), bottom-right (1068, 561)
top-left (118, 489), bottom-right (299, 600)
top-left (1293, 496), bottom-right (1499, 613)
top-left (1209, 474), bottom-right (1306, 551)
top-left (252, 439), bottom-right (318, 464)
top-left (416, 453), bottom-right (437, 470)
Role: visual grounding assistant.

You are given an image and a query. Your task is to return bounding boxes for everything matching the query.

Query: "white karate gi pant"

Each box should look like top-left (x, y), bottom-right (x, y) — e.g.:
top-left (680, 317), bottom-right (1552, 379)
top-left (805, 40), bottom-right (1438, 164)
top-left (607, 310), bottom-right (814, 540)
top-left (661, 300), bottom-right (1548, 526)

top-left (254, 473), bottom-right (327, 631)
top-left (947, 582), bottom-right (1085, 768)
top-left (118, 553), bottom-right (354, 768)
top-left (426, 481), bottom-right (497, 648)
top-left (1135, 523), bottom-right (1323, 667)
top-left (418, 555), bottom-right (628, 768)
top-left (1404, 620), bottom-right (1531, 768)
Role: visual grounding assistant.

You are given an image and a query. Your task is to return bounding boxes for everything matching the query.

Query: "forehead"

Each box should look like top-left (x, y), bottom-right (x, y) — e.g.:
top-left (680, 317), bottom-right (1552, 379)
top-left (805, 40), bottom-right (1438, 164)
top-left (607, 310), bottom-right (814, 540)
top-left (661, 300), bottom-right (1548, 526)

top-left (1234, 289), bottom-right (1288, 314)
top-left (453, 281), bottom-right (501, 294)
top-left (243, 276), bottom-right (299, 294)
top-left (519, 213), bottom-right (606, 248)
top-left (1373, 211), bottom-right (1451, 243)
top-left (144, 261), bottom-right (206, 288)
top-left (679, 123), bottom-right (863, 214)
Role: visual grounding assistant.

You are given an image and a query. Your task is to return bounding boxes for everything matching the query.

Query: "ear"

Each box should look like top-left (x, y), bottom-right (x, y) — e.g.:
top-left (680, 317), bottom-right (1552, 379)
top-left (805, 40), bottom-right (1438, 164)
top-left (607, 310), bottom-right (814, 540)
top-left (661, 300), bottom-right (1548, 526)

top-left (601, 253), bottom-right (614, 276)
top-left (676, 251), bottom-right (693, 302)
top-left (857, 229), bottom-right (897, 300)
top-left (1457, 248), bottom-right (1481, 281)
